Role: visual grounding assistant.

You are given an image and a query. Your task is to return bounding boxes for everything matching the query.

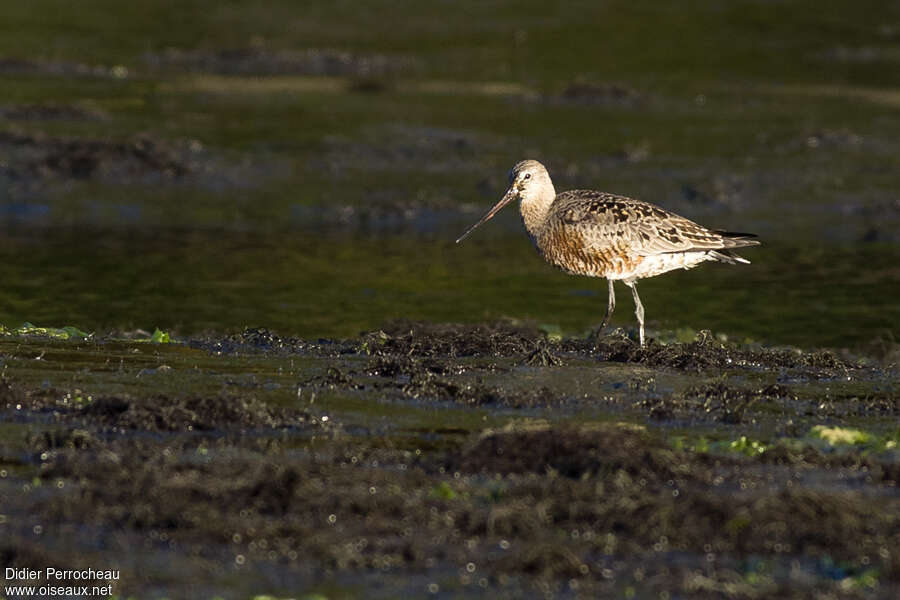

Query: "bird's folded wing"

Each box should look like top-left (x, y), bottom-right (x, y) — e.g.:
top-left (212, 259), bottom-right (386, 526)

top-left (555, 193), bottom-right (730, 256)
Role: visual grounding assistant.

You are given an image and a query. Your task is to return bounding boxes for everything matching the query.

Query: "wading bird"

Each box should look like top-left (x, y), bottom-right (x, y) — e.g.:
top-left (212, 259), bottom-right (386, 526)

top-left (456, 160), bottom-right (759, 346)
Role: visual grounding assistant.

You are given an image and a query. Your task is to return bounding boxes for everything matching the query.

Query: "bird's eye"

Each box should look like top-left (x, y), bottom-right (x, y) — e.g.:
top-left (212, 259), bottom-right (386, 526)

top-left (523, 173), bottom-right (532, 180)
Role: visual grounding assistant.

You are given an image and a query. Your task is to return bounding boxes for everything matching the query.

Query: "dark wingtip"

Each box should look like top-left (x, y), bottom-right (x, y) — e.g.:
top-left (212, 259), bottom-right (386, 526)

top-left (714, 230), bottom-right (758, 239)
top-left (714, 230), bottom-right (761, 248)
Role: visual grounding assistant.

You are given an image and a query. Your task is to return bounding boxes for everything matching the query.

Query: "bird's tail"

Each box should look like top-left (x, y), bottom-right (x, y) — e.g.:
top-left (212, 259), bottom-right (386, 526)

top-left (710, 249), bottom-right (751, 265)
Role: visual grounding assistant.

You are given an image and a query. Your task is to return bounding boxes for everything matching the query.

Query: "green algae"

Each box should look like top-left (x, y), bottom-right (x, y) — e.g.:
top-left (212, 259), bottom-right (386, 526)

top-left (671, 426), bottom-right (900, 462)
top-left (812, 425), bottom-right (872, 446)
top-left (0, 322), bottom-right (91, 340)
top-left (149, 328), bottom-right (172, 343)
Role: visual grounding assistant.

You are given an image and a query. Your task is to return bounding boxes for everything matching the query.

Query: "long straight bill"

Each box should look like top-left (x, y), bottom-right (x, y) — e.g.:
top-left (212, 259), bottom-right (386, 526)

top-left (455, 189), bottom-right (515, 244)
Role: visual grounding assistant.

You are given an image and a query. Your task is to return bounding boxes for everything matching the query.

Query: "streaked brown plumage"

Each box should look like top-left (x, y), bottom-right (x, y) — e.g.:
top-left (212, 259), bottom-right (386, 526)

top-left (456, 159), bottom-right (759, 345)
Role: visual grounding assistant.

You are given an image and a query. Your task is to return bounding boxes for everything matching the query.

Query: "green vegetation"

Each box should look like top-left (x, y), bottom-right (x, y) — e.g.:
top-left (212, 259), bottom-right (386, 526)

top-left (149, 328), bottom-right (172, 343)
top-left (729, 435), bottom-right (768, 456)
top-left (429, 481), bottom-right (458, 500)
top-left (812, 425), bottom-right (871, 445)
top-left (673, 425), bottom-right (900, 459)
top-left (0, 322), bottom-right (91, 340)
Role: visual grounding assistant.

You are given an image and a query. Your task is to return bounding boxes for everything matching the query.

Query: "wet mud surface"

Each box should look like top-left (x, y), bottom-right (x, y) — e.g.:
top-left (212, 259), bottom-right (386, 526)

top-left (2, 324), bottom-right (898, 598)
top-left (0, 103), bottom-right (107, 122)
top-left (0, 57), bottom-right (128, 78)
top-left (143, 46), bottom-right (417, 77)
top-left (543, 80), bottom-right (648, 108)
top-left (0, 129), bottom-right (256, 195)
top-left (1, 130), bottom-right (192, 182)
top-left (315, 124), bottom-right (494, 177)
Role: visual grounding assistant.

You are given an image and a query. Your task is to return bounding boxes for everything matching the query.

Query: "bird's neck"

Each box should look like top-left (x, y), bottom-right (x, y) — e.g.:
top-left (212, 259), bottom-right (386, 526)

top-left (519, 187), bottom-right (556, 239)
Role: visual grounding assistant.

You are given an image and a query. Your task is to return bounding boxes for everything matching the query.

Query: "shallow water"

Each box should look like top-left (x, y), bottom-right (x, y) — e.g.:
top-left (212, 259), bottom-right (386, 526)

top-left (1, 228), bottom-right (897, 349)
top-left (1, 68), bottom-right (898, 350)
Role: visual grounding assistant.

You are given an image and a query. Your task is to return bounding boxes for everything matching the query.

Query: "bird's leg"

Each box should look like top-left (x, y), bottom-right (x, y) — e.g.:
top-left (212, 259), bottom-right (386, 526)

top-left (627, 281), bottom-right (645, 346)
top-left (599, 279), bottom-right (615, 332)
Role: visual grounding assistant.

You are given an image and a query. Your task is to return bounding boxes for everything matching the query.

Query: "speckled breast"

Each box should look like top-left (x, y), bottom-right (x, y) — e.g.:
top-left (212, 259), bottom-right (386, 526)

top-left (535, 226), bottom-right (646, 279)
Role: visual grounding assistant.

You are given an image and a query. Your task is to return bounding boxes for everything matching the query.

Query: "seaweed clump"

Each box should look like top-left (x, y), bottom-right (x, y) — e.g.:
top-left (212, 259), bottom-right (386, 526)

top-left (76, 394), bottom-right (313, 432)
top-left (190, 327), bottom-right (354, 356)
top-left (451, 423), bottom-right (708, 482)
top-left (568, 330), bottom-right (861, 374)
top-left (637, 381), bottom-right (797, 423)
top-left (360, 320), bottom-right (544, 358)
top-left (7, 388), bottom-right (321, 433)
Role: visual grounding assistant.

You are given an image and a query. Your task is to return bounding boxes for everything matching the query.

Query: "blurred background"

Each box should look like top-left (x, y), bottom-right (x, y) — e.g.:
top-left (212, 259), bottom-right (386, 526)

top-left (1, 0), bottom-right (898, 349)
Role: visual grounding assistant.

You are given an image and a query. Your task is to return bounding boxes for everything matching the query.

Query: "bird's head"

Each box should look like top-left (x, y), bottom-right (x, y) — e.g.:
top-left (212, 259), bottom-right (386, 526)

top-left (456, 159), bottom-right (554, 243)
